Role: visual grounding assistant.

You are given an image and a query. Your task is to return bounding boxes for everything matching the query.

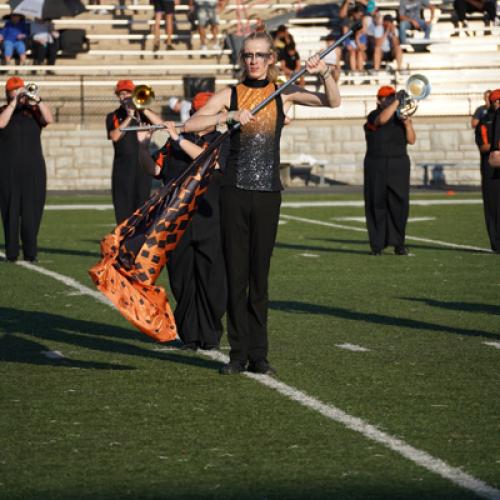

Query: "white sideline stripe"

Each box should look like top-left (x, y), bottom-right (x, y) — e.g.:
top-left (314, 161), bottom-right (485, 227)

top-left (42, 199), bottom-right (482, 211)
top-left (0, 251), bottom-right (113, 307)
top-left (280, 214), bottom-right (492, 253)
top-left (336, 343), bottom-right (370, 352)
top-left (282, 199), bottom-right (482, 208)
top-left (483, 342), bottom-right (500, 350)
top-left (1, 258), bottom-right (499, 496)
top-left (41, 350), bottom-right (65, 360)
top-left (332, 216), bottom-right (436, 223)
top-left (202, 350), bottom-right (500, 500)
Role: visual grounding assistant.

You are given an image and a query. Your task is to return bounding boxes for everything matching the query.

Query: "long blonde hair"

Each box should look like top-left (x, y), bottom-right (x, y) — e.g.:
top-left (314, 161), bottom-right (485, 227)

top-left (239, 31), bottom-right (280, 83)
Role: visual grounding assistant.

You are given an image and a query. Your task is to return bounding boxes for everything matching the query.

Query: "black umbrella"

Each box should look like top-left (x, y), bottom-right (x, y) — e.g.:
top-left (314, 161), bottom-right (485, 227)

top-left (9, 0), bottom-right (85, 20)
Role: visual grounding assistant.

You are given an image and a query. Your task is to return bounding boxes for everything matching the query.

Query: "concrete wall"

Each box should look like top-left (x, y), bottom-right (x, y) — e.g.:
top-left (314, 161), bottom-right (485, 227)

top-left (42, 116), bottom-right (482, 191)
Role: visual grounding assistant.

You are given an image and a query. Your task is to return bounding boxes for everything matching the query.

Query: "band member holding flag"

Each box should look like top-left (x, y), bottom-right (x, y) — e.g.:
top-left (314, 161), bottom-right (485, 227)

top-left (137, 92), bottom-right (229, 350)
top-left (184, 30), bottom-right (341, 375)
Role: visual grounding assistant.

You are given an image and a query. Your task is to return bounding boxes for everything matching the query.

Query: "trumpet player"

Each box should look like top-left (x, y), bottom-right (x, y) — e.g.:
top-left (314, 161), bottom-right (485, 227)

top-left (0, 76), bottom-right (53, 263)
top-left (363, 85), bottom-right (416, 256)
top-left (106, 79), bottom-right (163, 224)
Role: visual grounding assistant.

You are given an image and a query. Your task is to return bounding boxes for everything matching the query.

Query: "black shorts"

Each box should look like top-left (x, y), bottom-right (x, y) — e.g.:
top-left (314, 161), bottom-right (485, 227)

top-left (153, 0), bottom-right (175, 14)
top-left (382, 51), bottom-right (394, 62)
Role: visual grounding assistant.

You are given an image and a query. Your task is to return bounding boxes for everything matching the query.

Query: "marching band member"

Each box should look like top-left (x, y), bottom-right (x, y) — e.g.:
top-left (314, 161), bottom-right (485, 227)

top-left (0, 77), bottom-right (53, 263)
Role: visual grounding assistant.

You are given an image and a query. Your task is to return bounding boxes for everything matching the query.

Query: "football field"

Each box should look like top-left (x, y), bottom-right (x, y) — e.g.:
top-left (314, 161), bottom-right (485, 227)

top-left (1, 191), bottom-right (499, 500)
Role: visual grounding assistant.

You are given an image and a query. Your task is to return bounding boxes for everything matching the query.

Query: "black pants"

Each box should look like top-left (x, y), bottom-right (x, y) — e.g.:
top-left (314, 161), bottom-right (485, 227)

top-left (112, 155), bottom-right (152, 224)
top-left (480, 154), bottom-right (500, 252)
top-left (454, 0), bottom-right (496, 22)
top-left (167, 181), bottom-right (227, 347)
top-left (31, 41), bottom-right (58, 66)
top-left (0, 164), bottom-right (46, 261)
top-left (364, 155), bottom-right (410, 252)
top-left (220, 186), bottom-right (281, 365)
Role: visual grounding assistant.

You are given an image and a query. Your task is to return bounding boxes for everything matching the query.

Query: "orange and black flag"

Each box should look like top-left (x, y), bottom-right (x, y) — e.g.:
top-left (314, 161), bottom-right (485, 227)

top-left (88, 143), bottom-right (221, 343)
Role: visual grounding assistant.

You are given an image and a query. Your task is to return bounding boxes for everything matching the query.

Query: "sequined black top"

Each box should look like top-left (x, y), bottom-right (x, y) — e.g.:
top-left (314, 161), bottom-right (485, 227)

top-left (224, 78), bottom-right (285, 191)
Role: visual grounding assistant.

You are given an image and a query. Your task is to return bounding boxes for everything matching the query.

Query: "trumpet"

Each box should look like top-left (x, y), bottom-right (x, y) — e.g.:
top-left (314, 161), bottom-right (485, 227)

top-left (396, 74), bottom-right (431, 119)
top-left (18, 82), bottom-right (40, 103)
top-left (131, 84), bottom-right (155, 110)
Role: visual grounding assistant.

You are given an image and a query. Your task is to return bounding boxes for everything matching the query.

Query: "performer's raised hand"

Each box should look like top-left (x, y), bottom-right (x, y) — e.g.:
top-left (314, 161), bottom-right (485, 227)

top-left (164, 121), bottom-right (179, 140)
top-left (305, 53), bottom-right (327, 75)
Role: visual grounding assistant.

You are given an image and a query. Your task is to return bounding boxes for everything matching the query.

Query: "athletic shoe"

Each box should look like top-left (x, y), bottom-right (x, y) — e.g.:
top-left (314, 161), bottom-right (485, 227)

top-left (219, 361), bottom-right (246, 375)
top-left (369, 250), bottom-right (382, 256)
top-left (248, 360), bottom-right (276, 376)
top-left (394, 246), bottom-right (409, 255)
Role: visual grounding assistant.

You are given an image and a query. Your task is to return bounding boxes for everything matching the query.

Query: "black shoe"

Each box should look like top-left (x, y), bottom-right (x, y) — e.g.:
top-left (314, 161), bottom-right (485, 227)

top-left (199, 344), bottom-right (219, 351)
top-left (219, 361), bottom-right (246, 375)
top-left (166, 44), bottom-right (174, 50)
top-left (394, 246), bottom-right (409, 255)
top-left (180, 342), bottom-right (198, 351)
top-left (369, 250), bottom-right (382, 256)
top-left (248, 360), bottom-right (276, 376)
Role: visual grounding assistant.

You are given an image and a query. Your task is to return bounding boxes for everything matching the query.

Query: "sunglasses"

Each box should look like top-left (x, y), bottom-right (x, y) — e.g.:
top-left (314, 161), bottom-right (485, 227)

top-left (242, 52), bottom-right (271, 61)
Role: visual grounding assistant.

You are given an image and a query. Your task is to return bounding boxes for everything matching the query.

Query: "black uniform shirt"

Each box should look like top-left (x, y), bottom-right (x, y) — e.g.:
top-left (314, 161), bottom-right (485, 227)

top-left (364, 108), bottom-right (408, 158)
top-left (106, 107), bottom-right (149, 158)
top-left (475, 108), bottom-right (495, 152)
top-left (152, 130), bottom-right (229, 185)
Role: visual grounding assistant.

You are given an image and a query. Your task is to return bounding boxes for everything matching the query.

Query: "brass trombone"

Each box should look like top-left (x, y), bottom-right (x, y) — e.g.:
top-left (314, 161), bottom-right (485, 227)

top-left (396, 74), bottom-right (431, 119)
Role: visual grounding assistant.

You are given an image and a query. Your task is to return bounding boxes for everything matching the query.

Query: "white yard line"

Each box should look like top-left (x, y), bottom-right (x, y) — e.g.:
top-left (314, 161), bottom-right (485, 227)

top-left (483, 342), bottom-right (500, 350)
top-left (43, 199), bottom-right (482, 211)
top-left (332, 216), bottom-right (436, 223)
top-left (203, 350), bottom-right (500, 500)
top-left (280, 214), bottom-right (492, 253)
top-left (336, 343), bottom-right (371, 352)
top-left (2, 252), bottom-right (499, 498)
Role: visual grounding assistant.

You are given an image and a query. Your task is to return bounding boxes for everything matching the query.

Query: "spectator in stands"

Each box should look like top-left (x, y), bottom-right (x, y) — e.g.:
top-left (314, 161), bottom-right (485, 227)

top-left (252, 16), bottom-right (266, 33)
top-left (88, 0), bottom-right (108, 16)
top-left (190, 0), bottom-right (225, 51)
top-left (363, 85), bottom-right (416, 256)
top-left (0, 76), bottom-right (53, 262)
top-left (106, 79), bottom-right (163, 224)
top-left (474, 89), bottom-right (500, 253)
top-left (272, 25), bottom-right (295, 60)
top-left (471, 89), bottom-right (491, 128)
top-left (452, 0), bottom-right (496, 36)
top-left (398, 0), bottom-right (435, 44)
top-left (278, 41), bottom-right (304, 86)
top-left (341, 5), bottom-right (367, 73)
top-left (369, 13), bottom-right (403, 72)
top-left (168, 96), bottom-right (192, 123)
top-left (0, 14), bottom-right (29, 65)
top-left (30, 19), bottom-right (60, 70)
top-left (152, 0), bottom-right (176, 51)
top-left (137, 92), bottom-right (229, 350)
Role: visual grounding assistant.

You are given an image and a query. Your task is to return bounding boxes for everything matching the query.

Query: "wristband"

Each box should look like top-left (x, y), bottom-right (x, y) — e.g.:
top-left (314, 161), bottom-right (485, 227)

top-left (226, 111), bottom-right (237, 127)
top-left (320, 66), bottom-right (331, 79)
top-left (173, 133), bottom-right (184, 144)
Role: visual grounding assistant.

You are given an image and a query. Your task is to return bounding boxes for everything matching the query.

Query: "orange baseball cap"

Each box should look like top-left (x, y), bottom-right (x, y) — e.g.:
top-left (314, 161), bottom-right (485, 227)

top-left (377, 85), bottom-right (396, 98)
top-left (5, 76), bottom-right (25, 92)
top-left (192, 91), bottom-right (214, 112)
top-left (489, 89), bottom-right (500, 103)
top-left (115, 80), bottom-right (135, 94)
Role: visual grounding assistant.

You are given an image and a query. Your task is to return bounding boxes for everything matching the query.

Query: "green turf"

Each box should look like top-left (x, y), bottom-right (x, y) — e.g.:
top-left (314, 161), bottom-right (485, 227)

top-left (1, 192), bottom-right (498, 499)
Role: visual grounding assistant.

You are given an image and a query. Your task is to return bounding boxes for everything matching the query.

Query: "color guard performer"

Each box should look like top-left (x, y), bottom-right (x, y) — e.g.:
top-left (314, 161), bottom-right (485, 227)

top-left (0, 77), bottom-right (53, 262)
top-left (137, 92), bottom-right (229, 349)
top-left (363, 86), bottom-right (416, 256)
top-left (184, 30), bottom-right (341, 375)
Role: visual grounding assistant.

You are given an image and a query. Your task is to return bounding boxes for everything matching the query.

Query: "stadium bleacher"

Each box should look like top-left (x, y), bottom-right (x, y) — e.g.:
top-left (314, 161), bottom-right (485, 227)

top-left (0, 0), bottom-right (498, 124)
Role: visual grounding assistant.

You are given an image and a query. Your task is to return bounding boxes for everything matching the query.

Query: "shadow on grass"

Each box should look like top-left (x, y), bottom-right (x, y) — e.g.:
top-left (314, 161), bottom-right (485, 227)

top-left (312, 237), bottom-right (487, 254)
top-left (270, 301), bottom-right (499, 341)
top-left (275, 241), bottom-right (369, 256)
top-left (403, 297), bottom-right (500, 316)
top-left (37, 246), bottom-right (101, 259)
top-left (0, 308), bottom-right (221, 372)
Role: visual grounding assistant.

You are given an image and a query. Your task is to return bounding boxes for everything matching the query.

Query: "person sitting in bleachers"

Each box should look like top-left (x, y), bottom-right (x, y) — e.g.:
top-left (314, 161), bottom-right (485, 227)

top-left (168, 96), bottom-right (192, 123)
top-left (278, 40), bottom-right (304, 86)
top-left (398, 0), bottom-right (435, 44)
top-left (30, 18), bottom-right (59, 70)
top-left (368, 13), bottom-right (403, 72)
top-left (341, 5), bottom-right (368, 73)
top-left (0, 13), bottom-right (29, 65)
top-left (452, 0), bottom-right (496, 36)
